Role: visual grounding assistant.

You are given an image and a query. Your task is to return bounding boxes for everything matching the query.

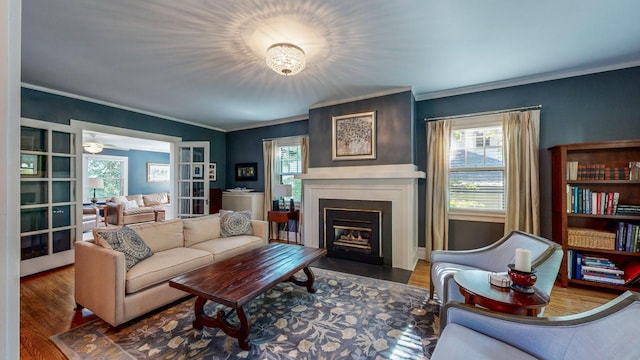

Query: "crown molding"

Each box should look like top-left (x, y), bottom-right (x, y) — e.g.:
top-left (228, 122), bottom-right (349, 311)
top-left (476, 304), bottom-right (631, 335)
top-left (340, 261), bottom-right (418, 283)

top-left (225, 114), bottom-right (309, 132)
top-left (21, 83), bottom-right (227, 132)
top-left (415, 61), bottom-right (640, 101)
top-left (309, 86), bottom-right (413, 110)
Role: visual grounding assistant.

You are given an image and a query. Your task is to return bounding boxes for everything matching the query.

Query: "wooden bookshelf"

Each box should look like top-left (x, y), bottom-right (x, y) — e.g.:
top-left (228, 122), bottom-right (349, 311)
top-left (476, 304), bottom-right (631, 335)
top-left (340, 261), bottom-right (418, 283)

top-left (550, 139), bottom-right (640, 291)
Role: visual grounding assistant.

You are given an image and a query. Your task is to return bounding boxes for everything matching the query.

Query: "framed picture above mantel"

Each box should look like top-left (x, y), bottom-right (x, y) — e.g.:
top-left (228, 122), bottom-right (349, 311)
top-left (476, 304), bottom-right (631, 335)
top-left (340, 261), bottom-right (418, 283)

top-left (332, 111), bottom-right (377, 161)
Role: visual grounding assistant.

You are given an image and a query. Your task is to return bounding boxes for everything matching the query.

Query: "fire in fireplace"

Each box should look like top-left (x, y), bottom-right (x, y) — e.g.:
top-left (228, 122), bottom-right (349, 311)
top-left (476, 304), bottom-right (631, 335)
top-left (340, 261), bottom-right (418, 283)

top-left (320, 199), bottom-right (392, 266)
top-left (334, 221), bottom-right (374, 255)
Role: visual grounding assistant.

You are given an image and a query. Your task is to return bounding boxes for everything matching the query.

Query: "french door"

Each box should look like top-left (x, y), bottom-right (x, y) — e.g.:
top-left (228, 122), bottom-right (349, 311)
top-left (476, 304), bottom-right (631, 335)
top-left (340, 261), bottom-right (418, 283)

top-left (20, 118), bottom-right (81, 276)
top-left (175, 142), bottom-right (209, 218)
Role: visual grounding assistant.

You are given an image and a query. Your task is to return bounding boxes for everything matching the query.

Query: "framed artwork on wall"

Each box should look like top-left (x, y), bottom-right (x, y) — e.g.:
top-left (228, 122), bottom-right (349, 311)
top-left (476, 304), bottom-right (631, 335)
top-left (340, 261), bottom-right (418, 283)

top-left (147, 162), bottom-right (170, 182)
top-left (332, 111), bottom-right (377, 160)
top-left (208, 163), bottom-right (217, 181)
top-left (235, 162), bottom-right (258, 181)
top-left (192, 164), bottom-right (204, 179)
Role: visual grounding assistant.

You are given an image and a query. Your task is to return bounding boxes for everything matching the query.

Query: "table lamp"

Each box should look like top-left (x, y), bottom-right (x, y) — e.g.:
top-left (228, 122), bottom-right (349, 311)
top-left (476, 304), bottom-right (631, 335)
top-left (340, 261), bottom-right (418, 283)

top-left (88, 177), bottom-right (104, 205)
top-left (273, 184), bottom-right (292, 211)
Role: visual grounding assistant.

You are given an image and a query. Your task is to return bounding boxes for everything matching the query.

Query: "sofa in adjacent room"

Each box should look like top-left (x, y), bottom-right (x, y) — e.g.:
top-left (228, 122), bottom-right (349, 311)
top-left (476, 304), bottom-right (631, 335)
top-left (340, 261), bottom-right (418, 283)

top-left (75, 212), bottom-right (268, 327)
top-left (105, 192), bottom-right (170, 225)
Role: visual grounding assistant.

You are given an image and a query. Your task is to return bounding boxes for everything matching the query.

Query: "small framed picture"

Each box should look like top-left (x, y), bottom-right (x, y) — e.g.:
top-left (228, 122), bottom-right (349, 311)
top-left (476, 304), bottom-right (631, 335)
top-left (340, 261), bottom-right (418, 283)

top-left (192, 164), bottom-right (204, 179)
top-left (235, 162), bottom-right (258, 181)
top-left (208, 163), bottom-right (217, 181)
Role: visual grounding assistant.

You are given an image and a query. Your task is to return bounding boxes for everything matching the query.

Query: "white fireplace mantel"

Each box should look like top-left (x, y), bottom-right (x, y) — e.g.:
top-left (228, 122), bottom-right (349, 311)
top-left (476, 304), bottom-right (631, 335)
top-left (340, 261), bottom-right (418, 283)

top-left (299, 164), bottom-right (425, 271)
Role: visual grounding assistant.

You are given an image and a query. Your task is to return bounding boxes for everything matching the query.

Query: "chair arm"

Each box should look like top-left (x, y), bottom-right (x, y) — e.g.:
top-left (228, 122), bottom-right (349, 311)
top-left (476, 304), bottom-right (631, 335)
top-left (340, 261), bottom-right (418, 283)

top-left (75, 241), bottom-right (127, 327)
top-left (430, 248), bottom-right (499, 269)
top-left (251, 220), bottom-right (268, 244)
top-left (106, 202), bottom-right (124, 225)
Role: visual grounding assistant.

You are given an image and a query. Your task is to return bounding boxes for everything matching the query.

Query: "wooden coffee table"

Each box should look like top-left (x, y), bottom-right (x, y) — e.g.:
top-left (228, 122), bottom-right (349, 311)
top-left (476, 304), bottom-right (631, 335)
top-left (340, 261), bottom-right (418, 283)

top-left (169, 243), bottom-right (327, 350)
top-left (453, 270), bottom-right (549, 316)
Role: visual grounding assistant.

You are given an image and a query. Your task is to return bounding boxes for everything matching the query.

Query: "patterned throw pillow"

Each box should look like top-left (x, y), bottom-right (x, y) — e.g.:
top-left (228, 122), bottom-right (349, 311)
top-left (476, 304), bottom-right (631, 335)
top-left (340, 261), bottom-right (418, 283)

top-left (94, 226), bottom-right (153, 271)
top-left (220, 210), bottom-right (253, 237)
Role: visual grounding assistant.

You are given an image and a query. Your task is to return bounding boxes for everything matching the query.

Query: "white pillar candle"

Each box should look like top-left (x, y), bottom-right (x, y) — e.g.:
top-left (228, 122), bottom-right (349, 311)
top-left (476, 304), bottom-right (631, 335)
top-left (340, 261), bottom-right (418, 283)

top-left (514, 248), bottom-right (531, 272)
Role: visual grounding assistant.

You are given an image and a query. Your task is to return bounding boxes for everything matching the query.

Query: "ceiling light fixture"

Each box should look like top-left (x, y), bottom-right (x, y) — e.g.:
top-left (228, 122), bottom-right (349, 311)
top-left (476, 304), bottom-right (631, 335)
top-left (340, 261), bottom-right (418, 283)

top-left (266, 43), bottom-right (306, 76)
top-left (83, 141), bottom-right (104, 154)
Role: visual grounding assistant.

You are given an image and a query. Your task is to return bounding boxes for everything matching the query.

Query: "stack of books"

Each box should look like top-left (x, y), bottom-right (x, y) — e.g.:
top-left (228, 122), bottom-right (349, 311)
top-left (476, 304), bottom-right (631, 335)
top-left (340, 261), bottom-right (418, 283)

top-left (616, 204), bottom-right (640, 216)
top-left (574, 254), bottom-right (624, 285)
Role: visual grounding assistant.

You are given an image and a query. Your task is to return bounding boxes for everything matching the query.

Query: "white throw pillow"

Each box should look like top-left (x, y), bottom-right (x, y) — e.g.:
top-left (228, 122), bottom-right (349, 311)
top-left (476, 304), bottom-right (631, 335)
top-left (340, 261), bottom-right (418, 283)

top-left (124, 200), bottom-right (139, 210)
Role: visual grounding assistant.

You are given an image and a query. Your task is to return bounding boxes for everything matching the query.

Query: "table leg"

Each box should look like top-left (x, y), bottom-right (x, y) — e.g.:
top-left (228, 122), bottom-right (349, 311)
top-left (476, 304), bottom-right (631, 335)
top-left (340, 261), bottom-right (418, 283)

top-left (287, 266), bottom-right (317, 293)
top-left (192, 296), bottom-right (251, 350)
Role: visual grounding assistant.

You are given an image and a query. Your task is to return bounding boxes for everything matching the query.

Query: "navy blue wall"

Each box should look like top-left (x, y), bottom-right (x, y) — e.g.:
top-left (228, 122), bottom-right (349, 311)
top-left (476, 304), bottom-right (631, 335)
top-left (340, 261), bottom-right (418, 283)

top-left (98, 148), bottom-right (170, 195)
top-left (309, 90), bottom-right (415, 167)
top-left (417, 66), bottom-right (640, 247)
top-left (21, 88), bottom-right (227, 189)
top-left (225, 120), bottom-right (308, 191)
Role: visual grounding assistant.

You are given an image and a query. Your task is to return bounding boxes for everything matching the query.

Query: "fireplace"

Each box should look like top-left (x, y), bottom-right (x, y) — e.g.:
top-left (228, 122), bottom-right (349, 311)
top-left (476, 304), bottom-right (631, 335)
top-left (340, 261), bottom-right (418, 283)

top-left (299, 164), bottom-right (424, 270)
top-left (320, 199), bottom-right (392, 266)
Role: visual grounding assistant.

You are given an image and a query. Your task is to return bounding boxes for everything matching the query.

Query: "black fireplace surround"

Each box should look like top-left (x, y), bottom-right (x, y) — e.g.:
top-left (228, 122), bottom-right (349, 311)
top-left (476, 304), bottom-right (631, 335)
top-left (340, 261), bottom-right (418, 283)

top-left (319, 199), bottom-right (392, 266)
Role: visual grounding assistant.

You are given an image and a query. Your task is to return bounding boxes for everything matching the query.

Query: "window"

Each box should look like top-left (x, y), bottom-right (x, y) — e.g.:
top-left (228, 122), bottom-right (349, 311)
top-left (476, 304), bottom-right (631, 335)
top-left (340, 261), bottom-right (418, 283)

top-left (275, 138), bottom-right (303, 204)
top-left (449, 119), bottom-right (504, 214)
top-left (82, 154), bottom-right (128, 203)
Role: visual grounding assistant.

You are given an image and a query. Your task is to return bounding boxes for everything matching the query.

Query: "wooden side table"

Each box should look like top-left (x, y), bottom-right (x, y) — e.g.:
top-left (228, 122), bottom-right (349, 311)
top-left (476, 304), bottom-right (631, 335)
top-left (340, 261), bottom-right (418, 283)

top-left (267, 210), bottom-right (300, 245)
top-left (454, 270), bottom-right (549, 317)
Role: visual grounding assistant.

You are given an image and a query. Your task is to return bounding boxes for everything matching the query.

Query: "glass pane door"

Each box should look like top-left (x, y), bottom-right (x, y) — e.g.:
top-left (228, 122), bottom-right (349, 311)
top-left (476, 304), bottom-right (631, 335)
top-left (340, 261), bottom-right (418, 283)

top-left (176, 142), bottom-right (209, 218)
top-left (20, 120), bottom-right (79, 276)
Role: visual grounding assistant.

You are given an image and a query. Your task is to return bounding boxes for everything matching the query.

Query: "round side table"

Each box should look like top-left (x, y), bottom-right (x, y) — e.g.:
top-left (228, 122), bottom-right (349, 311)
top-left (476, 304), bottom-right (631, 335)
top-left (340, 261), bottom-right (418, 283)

top-left (453, 270), bottom-right (549, 316)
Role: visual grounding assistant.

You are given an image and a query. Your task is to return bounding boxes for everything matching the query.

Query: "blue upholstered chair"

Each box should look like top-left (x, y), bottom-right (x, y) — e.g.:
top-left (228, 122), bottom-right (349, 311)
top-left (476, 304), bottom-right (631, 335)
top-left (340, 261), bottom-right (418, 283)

top-left (432, 291), bottom-right (640, 359)
top-left (429, 230), bottom-right (563, 314)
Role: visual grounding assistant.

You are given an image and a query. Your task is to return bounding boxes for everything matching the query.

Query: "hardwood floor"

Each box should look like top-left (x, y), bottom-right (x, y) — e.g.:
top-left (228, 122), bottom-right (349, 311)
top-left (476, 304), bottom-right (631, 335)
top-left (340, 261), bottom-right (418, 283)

top-left (20, 260), bottom-right (619, 359)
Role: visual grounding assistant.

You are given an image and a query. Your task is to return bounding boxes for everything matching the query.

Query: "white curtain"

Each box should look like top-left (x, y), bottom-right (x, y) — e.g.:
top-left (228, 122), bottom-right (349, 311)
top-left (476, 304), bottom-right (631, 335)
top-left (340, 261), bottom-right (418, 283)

top-left (503, 110), bottom-right (541, 235)
top-left (262, 140), bottom-right (276, 220)
top-left (299, 136), bottom-right (309, 240)
top-left (426, 120), bottom-right (450, 257)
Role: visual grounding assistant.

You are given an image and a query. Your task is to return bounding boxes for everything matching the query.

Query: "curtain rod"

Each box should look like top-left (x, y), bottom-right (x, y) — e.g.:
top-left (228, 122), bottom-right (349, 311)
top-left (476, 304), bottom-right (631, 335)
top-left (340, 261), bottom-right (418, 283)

top-left (425, 104), bottom-right (542, 122)
top-left (262, 134), bottom-right (308, 142)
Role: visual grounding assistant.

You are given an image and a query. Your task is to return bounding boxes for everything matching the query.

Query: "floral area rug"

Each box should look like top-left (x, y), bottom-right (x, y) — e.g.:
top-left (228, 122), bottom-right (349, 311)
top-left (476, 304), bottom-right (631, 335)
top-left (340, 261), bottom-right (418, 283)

top-left (51, 268), bottom-right (440, 359)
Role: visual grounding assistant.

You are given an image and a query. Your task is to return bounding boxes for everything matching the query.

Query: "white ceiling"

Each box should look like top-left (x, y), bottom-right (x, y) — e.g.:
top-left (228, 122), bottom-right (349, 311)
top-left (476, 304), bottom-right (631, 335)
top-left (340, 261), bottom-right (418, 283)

top-left (22, 0), bottom-right (640, 131)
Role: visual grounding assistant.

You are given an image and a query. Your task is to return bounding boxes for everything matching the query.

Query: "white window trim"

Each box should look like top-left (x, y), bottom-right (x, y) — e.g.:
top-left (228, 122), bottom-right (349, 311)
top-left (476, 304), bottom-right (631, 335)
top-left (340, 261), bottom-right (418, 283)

top-left (82, 154), bottom-right (128, 203)
top-left (448, 114), bottom-right (505, 220)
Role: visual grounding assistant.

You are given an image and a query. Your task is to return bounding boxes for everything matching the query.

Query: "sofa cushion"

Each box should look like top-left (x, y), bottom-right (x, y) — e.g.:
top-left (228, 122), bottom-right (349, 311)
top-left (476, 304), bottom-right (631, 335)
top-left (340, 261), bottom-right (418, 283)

top-left (113, 195), bottom-right (128, 203)
top-left (93, 225), bottom-right (154, 271)
top-left (189, 235), bottom-right (265, 262)
top-left (220, 210), bottom-right (253, 237)
top-left (431, 323), bottom-right (537, 360)
top-left (183, 214), bottom-right (221, 247)
top-left (123, 207), bottom-right (154, 216)
top-left (128, 219), bottom-right (184, 253)
top-left (125, 247), bottom-right (213, 294)
top-left (143, 192), bottom-right (169, 206)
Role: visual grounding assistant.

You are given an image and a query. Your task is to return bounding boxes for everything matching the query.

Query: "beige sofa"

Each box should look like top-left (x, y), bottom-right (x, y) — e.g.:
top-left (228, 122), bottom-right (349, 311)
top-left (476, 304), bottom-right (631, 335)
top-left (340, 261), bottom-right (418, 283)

top-left (106, 192), bottom-right (169, 225)
top-left (75, 214), bottom-right (268, 327)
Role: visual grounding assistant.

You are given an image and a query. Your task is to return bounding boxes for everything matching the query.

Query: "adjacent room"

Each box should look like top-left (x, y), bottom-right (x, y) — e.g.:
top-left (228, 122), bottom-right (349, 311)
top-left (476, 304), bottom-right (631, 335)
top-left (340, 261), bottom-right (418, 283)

top-left (3, 1), bottom-right (640, 359)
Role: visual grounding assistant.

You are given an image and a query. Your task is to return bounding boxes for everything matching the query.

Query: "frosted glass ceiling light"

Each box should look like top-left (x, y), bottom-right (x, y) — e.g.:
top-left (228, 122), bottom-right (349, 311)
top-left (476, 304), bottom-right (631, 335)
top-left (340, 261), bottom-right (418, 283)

top-left (83, 141), bottom-right (104, 154)
top-left (266, 43), bottom-right (306, 76)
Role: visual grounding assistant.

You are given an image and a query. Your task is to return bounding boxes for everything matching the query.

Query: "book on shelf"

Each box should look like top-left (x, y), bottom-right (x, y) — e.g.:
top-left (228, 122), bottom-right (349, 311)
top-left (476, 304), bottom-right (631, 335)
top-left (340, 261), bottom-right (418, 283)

top-left (581, 273), bottom-right (625, 285)
top-left (616, 222), bottom-right (640, 252)
top-left (630, 161), bottom-right (640, 181)
top-left (567, 161), bottom-right (578, 181)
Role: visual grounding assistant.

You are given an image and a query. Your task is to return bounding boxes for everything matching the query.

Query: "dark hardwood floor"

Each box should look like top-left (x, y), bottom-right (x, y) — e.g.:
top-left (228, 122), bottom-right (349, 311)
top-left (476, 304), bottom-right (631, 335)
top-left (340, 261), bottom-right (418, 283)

top-left (20, 259), bottom-right (619, 359)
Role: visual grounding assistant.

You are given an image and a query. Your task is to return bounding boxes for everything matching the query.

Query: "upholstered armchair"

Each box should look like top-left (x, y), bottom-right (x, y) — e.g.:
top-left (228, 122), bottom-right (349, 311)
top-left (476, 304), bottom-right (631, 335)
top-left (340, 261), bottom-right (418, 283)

top-left (432, 291), bottom-right (640, 359)
top-left (429, 230), bottom-right (563, 313)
